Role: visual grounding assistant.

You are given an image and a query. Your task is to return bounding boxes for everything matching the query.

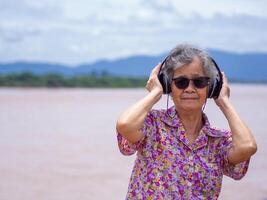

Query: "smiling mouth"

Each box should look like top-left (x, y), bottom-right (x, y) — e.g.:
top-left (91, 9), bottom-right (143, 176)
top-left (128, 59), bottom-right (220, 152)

top-left (181, 98), bottom-right (198, 100)
top-left (182, 97), bottom-right (198, 99)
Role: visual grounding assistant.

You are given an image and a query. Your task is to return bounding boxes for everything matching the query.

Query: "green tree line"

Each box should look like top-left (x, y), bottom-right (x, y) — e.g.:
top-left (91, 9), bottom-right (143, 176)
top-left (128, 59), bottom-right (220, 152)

top-left (0, 72), bottom-right (148, 87)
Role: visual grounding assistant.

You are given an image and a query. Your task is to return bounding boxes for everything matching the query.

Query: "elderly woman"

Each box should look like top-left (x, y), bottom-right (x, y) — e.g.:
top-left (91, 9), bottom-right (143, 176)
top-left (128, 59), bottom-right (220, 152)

top-left (116, 44), bottom-right (257, 199)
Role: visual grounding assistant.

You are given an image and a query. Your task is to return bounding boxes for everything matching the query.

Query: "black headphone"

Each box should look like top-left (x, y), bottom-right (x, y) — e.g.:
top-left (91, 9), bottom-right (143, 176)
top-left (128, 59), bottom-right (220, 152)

top-left (157, 56), bottom-right (223, 99)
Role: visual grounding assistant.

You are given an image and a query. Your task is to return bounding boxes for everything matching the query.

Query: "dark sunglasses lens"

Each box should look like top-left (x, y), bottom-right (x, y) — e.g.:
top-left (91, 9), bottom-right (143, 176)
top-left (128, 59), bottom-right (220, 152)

top-left (193, 77), bottom-right (209, 88)
top-left (174, 78), bottom-right (189, 89)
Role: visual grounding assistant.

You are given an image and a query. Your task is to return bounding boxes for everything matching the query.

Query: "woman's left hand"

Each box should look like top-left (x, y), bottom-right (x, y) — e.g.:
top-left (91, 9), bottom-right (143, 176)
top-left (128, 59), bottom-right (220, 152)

top-left (214, 72), bottom-right (230, 107)
top-left (214, 72), bottom-right (257, 164)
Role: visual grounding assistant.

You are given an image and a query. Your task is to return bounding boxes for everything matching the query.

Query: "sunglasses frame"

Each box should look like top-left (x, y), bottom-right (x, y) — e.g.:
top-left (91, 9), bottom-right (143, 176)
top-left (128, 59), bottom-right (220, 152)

top-left (172, 76), bottom-right (210, 89)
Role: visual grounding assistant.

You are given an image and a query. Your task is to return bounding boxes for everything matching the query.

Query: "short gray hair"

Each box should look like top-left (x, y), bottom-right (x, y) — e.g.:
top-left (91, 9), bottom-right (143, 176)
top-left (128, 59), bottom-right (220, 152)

top-left (163, 44), bottom-right (217, 84)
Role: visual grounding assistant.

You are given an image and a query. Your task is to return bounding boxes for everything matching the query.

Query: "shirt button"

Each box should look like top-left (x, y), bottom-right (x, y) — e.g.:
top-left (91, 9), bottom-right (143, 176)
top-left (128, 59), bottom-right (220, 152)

top-left (188, 155), bottom-right (193, 160)
top-left (187, 181), bottom-right (192, 186)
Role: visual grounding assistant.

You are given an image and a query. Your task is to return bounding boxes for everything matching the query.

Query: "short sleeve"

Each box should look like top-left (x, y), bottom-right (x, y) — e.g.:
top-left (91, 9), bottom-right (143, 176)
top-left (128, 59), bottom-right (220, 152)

top-left (221, 131), bottom-right (250, 180)
top-left (116, 110), bottom-right (156, 156)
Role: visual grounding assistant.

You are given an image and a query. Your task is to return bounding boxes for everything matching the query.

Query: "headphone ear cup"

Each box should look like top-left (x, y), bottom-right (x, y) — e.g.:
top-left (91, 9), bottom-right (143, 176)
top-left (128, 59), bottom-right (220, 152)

top-left (157, 57), bottom-right (172, 94)
top-left (208, 58), bottom-right (223, 98)
top-left (212, 76), bottom-right (222, 98)
top-left (158, 72), bottom-right (171, 94)
top-left (208, 77), bottom-right (218, 98)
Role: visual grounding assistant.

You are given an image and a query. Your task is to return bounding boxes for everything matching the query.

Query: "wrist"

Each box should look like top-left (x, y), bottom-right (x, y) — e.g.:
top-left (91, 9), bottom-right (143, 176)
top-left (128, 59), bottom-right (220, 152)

top-left (217, 97), bottom-right (232, 112)
top-left (149, 88), bottom-right (163, 101)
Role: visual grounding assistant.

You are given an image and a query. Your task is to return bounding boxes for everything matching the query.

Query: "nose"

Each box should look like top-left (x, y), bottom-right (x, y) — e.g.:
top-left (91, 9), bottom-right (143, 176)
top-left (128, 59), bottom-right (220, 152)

top-left (184, 80), bottom-right (196, 93)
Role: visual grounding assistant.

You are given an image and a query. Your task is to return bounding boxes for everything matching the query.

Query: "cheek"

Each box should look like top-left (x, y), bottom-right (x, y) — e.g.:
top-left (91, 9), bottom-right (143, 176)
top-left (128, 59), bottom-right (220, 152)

top-left (170, 85), bottom-right (182, 98)
top-left (170, 91), bottom-right (183, 106)
top-left (195, 89), bottom-right (207, 103)
top-left (200, 88), bottom-right (209, 100)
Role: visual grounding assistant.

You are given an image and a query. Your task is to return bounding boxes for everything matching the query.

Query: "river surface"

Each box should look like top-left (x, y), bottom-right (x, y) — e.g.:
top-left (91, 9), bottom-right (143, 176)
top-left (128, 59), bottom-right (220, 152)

top-left (0, 85), bottom-right (266, 200)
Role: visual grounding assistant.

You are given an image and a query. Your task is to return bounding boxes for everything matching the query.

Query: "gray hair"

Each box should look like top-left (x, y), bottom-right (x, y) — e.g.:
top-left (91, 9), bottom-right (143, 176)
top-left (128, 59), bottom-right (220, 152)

top-left (163, 44), bottom-right (217, 86)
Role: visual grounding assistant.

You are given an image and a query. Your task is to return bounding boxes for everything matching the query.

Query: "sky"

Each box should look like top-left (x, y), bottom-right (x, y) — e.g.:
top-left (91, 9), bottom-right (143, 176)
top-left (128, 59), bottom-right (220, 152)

top-left (0, 0), bottom-right (267, 66)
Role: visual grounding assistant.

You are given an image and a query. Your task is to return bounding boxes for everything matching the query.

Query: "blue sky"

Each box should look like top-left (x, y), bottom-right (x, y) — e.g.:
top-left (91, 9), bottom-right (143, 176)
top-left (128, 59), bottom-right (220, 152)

top-left (0, 0), bottom-right (267, 65)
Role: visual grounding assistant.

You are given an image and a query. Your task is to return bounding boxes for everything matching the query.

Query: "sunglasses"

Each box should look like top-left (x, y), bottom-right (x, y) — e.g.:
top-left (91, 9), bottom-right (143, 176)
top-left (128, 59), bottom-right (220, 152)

top-left (172, 76), bottom-right (210, 89)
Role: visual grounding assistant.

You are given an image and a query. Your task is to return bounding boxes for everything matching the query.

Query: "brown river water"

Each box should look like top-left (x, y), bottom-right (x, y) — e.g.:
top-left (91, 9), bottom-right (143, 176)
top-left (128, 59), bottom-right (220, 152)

top-left (0, 85), bottom-right (266, 200)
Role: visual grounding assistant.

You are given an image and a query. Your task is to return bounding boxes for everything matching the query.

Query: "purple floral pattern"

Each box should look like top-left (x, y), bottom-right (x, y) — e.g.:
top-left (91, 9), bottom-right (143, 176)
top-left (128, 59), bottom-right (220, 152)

top-left (117, 106), bottom-right (250, 199)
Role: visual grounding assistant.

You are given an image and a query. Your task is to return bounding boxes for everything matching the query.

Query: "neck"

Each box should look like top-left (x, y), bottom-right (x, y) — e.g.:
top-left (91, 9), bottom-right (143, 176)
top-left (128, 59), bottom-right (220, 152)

top-left (177, 109), bottom-right (203, 136)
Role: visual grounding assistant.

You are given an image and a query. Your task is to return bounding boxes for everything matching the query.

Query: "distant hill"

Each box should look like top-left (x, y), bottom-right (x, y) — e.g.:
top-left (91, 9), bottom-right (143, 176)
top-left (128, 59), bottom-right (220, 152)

top-left (209, 49), bottom-right (267, 82)
top-left (0, 49), bottom-right (267, 82)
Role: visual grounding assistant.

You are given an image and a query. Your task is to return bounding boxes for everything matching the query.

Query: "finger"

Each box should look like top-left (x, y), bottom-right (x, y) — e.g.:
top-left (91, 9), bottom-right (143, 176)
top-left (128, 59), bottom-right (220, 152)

top-left (221, 72), bottom-right (230, 97)
top-left (221, 72), bottom-right (228, 85)
top-left (145, 83), bottom-right (151, 92)
top-left (151, 62), bottom-right (162, 75)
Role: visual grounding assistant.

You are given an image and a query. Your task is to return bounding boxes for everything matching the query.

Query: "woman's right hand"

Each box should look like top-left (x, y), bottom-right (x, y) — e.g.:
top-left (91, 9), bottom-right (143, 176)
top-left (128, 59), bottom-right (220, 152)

top-left (116, 63), bottom-right (163, 144)
top-left (145, 63), bottom-right (163, 98)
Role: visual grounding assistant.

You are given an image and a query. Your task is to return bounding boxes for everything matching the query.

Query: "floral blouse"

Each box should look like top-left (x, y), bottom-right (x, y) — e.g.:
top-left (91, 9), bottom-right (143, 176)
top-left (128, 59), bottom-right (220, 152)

top-left (117, 106), bottom-right (250, 200)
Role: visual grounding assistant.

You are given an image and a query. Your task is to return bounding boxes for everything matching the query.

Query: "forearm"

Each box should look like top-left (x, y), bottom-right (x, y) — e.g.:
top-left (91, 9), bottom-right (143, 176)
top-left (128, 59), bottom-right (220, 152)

top-left (116, 89), bottom-right (162, 140)
top-left (219, 98), bottom-right (257, 163)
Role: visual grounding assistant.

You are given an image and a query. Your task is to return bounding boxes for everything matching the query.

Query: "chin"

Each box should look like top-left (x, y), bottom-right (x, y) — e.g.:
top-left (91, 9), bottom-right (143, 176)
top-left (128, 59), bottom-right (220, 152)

top-left (181, 106), bottom-right (201, 112)
top-left (176, 102), bottom-right (203, 112)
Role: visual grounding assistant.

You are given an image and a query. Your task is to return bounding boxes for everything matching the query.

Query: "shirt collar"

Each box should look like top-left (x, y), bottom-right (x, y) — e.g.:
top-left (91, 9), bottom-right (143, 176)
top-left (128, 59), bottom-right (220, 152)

top-left (160, 106), bottom-right (226, 150)
top-left (160, 106), bottom-right (180, 128)
top-left (161, 106), bottom-right (210, 126)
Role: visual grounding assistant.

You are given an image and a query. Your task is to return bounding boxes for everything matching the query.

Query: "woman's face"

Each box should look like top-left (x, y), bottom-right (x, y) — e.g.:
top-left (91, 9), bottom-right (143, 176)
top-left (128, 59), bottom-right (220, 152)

top-left (171, 57), bottom-right (208, 112)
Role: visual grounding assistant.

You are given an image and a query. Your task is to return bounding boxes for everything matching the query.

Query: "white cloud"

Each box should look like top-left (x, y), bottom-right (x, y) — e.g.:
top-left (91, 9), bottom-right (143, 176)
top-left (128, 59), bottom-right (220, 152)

top-left (0, 0), bottom-right (266, 65)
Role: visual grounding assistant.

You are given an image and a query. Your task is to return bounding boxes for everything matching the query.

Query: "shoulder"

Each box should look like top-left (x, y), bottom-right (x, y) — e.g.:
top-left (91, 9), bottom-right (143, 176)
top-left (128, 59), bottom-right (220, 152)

top-left (148, 106), bottom-right (183, 128)
top-left (202, 113), bottom-right (231, 138)
top-left (142, 109), bottom-right (162, 128)
top-left (206, 126), bottom-right (233, 151)
top-left (145, 108), bottom-right (172, 127)
top-left (206, 126), bottom-right (231, 138)
top-left (147, 109), bottom-right (166, 120)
